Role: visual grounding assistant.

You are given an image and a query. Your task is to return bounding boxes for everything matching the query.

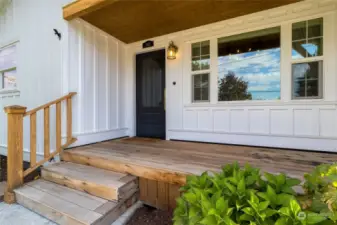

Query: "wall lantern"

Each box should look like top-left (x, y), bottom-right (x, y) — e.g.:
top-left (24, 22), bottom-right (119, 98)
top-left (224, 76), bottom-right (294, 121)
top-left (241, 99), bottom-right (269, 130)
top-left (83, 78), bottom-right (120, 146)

top-left (167, 41), bottom-right (178, 60)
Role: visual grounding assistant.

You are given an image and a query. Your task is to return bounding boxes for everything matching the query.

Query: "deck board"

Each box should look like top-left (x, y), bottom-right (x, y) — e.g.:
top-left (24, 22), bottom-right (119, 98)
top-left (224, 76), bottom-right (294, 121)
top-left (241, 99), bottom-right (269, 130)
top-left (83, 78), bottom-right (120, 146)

top-left (65, 138), bottom-right (337, 184)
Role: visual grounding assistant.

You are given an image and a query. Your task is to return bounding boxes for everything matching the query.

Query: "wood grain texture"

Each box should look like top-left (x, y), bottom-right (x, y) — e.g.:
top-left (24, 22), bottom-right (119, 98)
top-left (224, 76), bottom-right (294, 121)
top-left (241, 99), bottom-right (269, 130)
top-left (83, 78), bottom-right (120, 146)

top-left (30, 113), bottom-right (37, 167)
top-left (15, 179), bottom-right (139, 225)
top-left (67, 97), bottom-right (72, 142)
top-left (63, 137), bottom-right (337, 186)
top-left (63, 0), bottom-right (119, 20)
top-left (41, 162), bottom-right (137, 201)
top-left (44, 107), bottom-right (50, 159)
top-left (56, 102), bottom-right (61, 153)
top-left (139, 178), bottom-right (180, 210)
top-left (70, 0), bottom-right (302, 43)
top-left (4, 105), bottom-right (26, 204)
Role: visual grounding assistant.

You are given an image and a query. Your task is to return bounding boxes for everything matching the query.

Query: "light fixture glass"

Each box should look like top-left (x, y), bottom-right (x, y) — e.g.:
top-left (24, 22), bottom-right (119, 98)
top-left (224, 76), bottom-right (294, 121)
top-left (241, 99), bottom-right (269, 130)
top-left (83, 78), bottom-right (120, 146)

top-left (167, 41), bottom-right (178, 60)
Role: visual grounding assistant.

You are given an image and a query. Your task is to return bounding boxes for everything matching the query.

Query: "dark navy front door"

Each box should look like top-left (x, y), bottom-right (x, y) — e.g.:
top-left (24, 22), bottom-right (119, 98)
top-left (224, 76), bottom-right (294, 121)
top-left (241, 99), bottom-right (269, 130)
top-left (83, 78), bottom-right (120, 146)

top-left (136, 49), bottom-right (166, 139)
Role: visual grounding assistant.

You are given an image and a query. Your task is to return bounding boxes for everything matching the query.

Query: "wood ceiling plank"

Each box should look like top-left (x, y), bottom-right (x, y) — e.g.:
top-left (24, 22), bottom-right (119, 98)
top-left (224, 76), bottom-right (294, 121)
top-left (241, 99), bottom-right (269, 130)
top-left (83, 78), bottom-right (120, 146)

top-left (63, 0), bottom-right (120, 21)
top-left (77, 0), bottom-right (302, 43)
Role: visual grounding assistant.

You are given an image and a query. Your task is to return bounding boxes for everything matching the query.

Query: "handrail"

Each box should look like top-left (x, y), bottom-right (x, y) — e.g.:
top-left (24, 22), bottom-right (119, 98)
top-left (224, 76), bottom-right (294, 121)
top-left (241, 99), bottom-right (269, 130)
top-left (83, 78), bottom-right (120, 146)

top-left (24, 92), bottom-right (77, 116)
top-left (4, 92), bottom-right (77, 203)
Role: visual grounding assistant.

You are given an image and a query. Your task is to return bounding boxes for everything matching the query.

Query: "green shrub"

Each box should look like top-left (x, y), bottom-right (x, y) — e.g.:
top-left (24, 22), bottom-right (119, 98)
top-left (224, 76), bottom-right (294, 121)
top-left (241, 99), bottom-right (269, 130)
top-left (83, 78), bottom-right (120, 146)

top-left (173, 162), bottom-right (337, 225)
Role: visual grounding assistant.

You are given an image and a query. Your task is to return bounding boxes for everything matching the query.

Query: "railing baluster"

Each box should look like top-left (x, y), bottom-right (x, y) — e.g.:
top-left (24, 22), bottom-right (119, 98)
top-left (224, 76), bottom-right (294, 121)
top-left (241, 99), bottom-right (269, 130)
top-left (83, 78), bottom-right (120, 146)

top-left (56, 102), bottom-right (61, 152)
top-left (44, 107), bottom-right (50, 159)
top-left (67, 97), bottom-right (72, 142)
top-left (30, 113), bottom-right (37, 167)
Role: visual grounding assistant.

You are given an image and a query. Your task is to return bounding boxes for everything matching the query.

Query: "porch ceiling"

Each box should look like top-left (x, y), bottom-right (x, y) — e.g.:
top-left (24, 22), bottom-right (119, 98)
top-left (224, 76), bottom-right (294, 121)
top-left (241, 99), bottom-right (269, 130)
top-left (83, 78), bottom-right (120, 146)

top-left (64, 0), bottom-right (302, 44)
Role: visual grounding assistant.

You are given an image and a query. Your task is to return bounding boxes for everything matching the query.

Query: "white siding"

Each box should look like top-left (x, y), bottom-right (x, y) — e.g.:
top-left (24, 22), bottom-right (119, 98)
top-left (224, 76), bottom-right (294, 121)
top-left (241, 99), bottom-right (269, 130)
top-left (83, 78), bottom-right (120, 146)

top-left (0, 0), bottom-right (74, 160)
top-left (66, 19), bottom-right (128, 147)
top-left (126, 0), bottom-right (337, 152)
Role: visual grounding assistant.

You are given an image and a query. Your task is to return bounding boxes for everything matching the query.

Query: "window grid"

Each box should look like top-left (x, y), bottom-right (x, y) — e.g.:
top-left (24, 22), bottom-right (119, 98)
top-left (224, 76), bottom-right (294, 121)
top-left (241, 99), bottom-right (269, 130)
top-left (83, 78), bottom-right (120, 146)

top-left (192, 73), bottom-right (210, 102)
top-left (291, 18), bottom-right (323, 100)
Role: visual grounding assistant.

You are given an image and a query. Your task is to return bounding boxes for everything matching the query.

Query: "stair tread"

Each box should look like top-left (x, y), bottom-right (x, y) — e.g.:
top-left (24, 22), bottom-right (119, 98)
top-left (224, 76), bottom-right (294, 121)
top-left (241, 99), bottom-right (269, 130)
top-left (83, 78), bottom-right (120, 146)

top-left (15, 179), bottom-right (139, 225)
top-left (15, 180), bottom-right (103, 225)
top-left (43, 162), bottom-right (135, 188)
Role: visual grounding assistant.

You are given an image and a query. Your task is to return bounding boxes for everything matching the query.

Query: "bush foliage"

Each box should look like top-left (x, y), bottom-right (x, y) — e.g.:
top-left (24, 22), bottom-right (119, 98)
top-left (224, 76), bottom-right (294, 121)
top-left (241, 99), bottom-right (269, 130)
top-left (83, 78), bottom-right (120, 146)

top-left (173, 162), bottom-right (337, 225)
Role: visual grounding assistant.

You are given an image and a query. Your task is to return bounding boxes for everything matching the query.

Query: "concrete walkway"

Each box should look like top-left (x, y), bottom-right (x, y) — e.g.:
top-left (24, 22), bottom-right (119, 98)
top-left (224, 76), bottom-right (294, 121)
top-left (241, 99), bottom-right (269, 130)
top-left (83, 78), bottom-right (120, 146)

top-left (0, 201), bottom-right (143, 225)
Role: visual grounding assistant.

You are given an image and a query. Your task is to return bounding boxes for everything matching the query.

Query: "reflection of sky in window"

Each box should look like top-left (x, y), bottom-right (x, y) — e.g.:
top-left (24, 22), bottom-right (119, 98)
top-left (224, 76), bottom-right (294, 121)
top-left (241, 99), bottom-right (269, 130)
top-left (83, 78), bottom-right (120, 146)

top-left (0, 45), bottom-right (16, 71)
top-left (292, 43), bottom-right (319, 59)
top-left (218, 48), bottom-right (281, 100)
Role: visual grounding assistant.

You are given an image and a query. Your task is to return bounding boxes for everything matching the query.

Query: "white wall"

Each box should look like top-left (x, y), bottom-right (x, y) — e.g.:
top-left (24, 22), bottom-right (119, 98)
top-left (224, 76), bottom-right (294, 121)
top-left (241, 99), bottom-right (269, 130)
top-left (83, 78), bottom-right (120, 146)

top-left (0, 0), bottom-right (74, 160)
top-left (65, 19), bottom-right (128, 147)
top-left (125, 0), bottom-right (337, 152)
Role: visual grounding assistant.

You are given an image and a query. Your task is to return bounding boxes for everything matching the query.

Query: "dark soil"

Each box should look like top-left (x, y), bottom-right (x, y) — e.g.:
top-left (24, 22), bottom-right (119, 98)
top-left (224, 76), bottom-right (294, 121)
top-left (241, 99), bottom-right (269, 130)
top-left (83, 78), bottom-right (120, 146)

top-left (127, 205), bottom-right (173, 225)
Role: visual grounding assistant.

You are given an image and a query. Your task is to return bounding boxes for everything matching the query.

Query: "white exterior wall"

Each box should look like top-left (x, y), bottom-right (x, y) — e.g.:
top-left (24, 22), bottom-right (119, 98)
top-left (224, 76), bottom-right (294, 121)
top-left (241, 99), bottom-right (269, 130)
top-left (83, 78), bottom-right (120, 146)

top-left (0, 0), bottom-right (73, 160)
top-left (65, 19), bottom-right (128, 147)
top-left (125, 0), bottom-right (337, 152)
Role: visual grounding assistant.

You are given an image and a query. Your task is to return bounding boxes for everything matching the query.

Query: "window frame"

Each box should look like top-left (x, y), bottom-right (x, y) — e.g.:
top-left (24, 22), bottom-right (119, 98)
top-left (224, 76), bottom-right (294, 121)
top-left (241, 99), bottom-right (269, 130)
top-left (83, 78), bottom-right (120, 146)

top-left (0, 43), bottom-right (18, 90)
top-left (291, 17), bottom-right (324, 100)
top-left (192, 73), bottom-right (210, 103)
top-left (191, 40), bottom-right (211, 103)
top-left (0, 66), bottom-right (17, 89)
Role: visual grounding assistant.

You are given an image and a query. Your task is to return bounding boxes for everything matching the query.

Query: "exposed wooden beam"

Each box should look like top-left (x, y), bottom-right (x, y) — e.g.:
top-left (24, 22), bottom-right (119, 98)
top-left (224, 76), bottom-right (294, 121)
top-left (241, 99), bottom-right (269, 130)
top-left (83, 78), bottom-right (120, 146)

top-left (63, 0), bottom-right (120, 21)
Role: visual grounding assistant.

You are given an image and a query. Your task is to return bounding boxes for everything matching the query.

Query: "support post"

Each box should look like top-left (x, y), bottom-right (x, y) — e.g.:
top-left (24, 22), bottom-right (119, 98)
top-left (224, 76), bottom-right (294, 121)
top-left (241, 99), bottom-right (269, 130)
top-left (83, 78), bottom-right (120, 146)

top-left (4, 105), bottom-right (26, 204)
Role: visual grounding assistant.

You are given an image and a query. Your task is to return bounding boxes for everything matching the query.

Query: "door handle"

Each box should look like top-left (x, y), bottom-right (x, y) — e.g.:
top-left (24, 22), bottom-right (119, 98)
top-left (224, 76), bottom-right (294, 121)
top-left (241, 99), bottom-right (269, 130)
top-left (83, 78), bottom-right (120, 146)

top-left (164, 88), bottom-right (166, 111)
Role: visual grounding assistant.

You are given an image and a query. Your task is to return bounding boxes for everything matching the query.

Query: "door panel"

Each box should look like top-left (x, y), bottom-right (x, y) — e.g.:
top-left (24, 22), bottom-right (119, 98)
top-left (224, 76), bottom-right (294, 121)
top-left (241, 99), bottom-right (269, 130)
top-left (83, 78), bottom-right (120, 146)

top-left (136, 49), bottom-right (166, 139)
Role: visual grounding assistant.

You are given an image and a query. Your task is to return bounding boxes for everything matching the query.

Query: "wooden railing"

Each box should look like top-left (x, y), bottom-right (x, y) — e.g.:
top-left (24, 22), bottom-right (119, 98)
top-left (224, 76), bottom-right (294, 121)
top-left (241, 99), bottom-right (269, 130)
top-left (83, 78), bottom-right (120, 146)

top-left (3, 92), bottom-right (77, 203)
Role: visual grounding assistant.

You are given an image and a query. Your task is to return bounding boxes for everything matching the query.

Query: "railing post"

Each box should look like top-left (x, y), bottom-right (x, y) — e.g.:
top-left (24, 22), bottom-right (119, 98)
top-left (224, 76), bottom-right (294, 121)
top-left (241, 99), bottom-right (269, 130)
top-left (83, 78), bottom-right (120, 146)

top-left (4, 105), bottom-right (26, 204)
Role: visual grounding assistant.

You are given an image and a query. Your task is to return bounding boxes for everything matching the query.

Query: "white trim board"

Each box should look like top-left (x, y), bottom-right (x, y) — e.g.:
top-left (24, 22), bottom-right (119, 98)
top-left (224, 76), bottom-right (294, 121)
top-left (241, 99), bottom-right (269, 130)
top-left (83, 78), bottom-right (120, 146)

top-left (167, 130), bottom-right (337, 152)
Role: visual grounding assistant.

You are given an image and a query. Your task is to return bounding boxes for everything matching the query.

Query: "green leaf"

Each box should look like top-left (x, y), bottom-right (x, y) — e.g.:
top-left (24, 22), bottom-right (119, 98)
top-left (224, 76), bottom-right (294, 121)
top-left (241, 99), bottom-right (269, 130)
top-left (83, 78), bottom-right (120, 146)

top-left (225, 181), bottom-right (237, 194)
top-left (275, 217), bottom-right (290, 225)
top-left (199, 215), bottom-right (217, 225)
top-left (286, 178), bottom-right (301, 187)
top-left (240, 214), bottom-right (254, 221)
top-left (276, 173), bottom-right (286, 186)
top-left (279, 207), bottom-right (291, 216)
top-left (242, 207), bottom-right (255, 216)
top-left (306, 212), bottom-right (327, 224)
top-left (289, 199), bottom-right (301, 216)
top-left (189, 206), bottom-right (199, 219)
top-left (238, 178), bottom-right (246, 194)
top-left (264, 172), bottom-right (277, 185)
top-left (259, 201), bottom-right (270, 211)
top-left (267, 185), bottom-right (277, 202)
top-left (216, 198), bottom-right (227, 213)
top-left (184, 192), bottom-right (197, 204)
top-left (276, 193), bottom-right (293, 206)
top-left (264, 208), bottom-right (277, 217)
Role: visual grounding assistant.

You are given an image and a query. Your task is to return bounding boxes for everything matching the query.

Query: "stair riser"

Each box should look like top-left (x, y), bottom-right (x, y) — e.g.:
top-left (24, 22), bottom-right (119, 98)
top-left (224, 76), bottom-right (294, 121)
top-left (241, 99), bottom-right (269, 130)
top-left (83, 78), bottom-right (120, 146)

top-left (42, 169), bottom-right (119, 201)
top-left (93, 192), bottom-right (139, 225)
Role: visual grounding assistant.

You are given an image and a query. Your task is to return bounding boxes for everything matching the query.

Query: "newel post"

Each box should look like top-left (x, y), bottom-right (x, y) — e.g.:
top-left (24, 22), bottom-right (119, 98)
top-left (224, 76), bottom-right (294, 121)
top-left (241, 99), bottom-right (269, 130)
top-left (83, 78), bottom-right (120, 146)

top-left (4, 105), bottom-right (26, 204)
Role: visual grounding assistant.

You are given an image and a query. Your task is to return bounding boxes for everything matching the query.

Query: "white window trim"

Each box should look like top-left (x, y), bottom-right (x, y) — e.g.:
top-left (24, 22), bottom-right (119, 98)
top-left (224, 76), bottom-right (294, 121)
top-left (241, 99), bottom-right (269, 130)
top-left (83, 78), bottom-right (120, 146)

top-left (291, 17), bottom-right (324, 100)
top-left (192, 73), bottom-right (210, 103)
top-left (0, 43), bottom-right (18, 92)
top-left (191, 41), bottom-right (211, 103)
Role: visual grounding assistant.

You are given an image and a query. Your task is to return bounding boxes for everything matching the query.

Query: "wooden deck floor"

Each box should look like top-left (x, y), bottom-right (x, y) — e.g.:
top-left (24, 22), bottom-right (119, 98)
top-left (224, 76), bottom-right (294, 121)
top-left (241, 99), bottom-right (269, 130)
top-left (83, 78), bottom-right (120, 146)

top-left (64, 137), bottom-right (337, 185)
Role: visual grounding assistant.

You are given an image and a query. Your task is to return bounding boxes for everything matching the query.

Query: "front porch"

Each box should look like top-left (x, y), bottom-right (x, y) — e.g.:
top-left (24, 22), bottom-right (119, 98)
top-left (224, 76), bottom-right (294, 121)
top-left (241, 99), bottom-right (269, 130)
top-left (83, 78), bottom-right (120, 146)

top-left (62, 137), bottom-right (337, 209)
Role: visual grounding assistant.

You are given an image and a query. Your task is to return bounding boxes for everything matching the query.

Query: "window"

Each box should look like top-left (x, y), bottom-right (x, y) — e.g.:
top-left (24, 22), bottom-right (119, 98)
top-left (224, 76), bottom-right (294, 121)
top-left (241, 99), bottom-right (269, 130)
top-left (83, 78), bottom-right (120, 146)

top-left (292, 18), bottom-right (323, 99)
top-left (218, 27), bottom-right (281, 101)
top-left (192, 41), bottom-right (210, 71)
top-left (0, 45), bottom-right (17, 89)
top-left (192, 73), bottom-right (209, 102)
top-left (191, 41), bottom-right (210, 102)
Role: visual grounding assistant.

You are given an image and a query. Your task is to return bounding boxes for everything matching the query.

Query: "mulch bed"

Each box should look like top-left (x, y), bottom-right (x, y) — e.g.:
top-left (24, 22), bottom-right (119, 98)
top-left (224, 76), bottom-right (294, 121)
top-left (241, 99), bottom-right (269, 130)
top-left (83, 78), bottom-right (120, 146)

top-left (127, 205), bottom-right (173, 225)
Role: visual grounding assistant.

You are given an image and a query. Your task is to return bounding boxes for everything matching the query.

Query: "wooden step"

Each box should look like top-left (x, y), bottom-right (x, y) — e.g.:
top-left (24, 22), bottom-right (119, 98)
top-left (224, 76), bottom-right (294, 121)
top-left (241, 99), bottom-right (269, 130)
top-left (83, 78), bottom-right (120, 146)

top-left (15, 179), bottom-right (138, 225)
top-left (41, 162), bottom-right (138, 201)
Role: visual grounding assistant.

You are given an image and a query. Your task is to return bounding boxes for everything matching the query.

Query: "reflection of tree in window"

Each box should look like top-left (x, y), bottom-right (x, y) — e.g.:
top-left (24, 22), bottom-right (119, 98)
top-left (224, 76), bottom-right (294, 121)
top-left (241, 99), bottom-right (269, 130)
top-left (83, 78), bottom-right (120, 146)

top-left (218, 71), bottom-right (252, 101)
top-left (218, 27), bottom-right (281, 101)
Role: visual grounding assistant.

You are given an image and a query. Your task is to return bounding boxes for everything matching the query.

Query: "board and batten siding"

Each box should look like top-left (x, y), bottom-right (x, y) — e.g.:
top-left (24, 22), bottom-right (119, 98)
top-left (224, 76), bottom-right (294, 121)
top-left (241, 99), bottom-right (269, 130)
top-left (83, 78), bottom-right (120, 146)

top-left (125, 0), bottom-right (337, 152)
top-left (65, 19), bottom-right (128, 147)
